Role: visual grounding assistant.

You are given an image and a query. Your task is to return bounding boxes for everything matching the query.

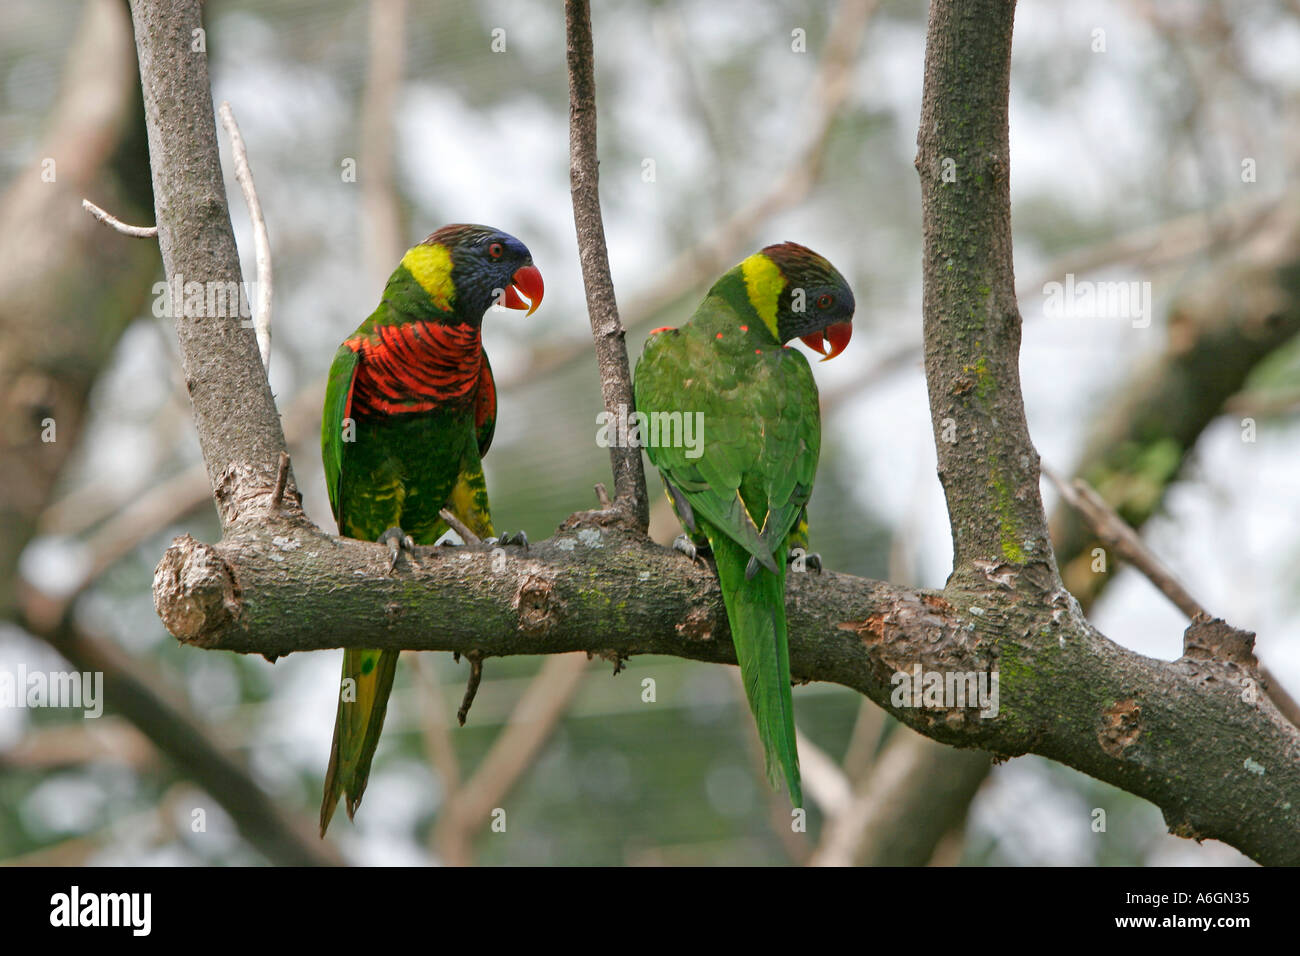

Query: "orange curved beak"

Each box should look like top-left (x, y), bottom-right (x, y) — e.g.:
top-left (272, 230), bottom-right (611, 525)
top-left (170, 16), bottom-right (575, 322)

top-left (800, 321), bottom-right (853, 361)
top-left (503, 265), bottom-right (544, 316)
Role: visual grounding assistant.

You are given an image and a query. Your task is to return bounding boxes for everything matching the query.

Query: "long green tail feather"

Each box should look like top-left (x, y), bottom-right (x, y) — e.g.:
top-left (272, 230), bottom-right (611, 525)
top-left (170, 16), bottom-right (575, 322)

top-left (708, 529), bottom-right (802, 808)
top-left (321, 477), bottom-right (494, 835)
top-left (320, 647), bottom-right (400, 835)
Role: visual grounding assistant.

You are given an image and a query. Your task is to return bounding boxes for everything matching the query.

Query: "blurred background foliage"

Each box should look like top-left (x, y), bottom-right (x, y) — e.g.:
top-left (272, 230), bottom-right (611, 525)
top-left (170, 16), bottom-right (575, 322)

top-left (1, 0), bottom-right (1297, 865)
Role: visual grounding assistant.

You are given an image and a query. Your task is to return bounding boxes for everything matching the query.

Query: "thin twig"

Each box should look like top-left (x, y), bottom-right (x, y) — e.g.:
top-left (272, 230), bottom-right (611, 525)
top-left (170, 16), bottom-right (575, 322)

top-left (218, 101), bottom-right (273, 374)
top-left (457, 651), bottom-right (484, 726)
top-left (1044, 465), bottom-right (1202, 618)
top-left (565, 0), bottom-right (649, 530)
top-left (438, 508), bottom-right (483, 547)
top-left (1044, 465), bottom-right (1300, 727)
top-left (80, 198), bottom-right (157, 238)
top-left (593, 482), bottom-right (612, 509)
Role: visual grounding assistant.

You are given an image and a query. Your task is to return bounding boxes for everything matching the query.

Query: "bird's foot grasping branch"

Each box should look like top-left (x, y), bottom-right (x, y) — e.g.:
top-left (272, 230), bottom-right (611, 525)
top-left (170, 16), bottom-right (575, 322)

top-left (672, 534), bottom-right (708, 564)
top-left (378, 526), bottom-right (416, 574)
top-left (487, 531), bottom-right (529, 551)
top-left (790, 550), bottom-right (823, 574)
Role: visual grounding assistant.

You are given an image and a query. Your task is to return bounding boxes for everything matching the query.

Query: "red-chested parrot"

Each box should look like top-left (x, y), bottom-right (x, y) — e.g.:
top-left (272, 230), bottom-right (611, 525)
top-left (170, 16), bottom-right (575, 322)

top-left (319, 223), bottom-right (543, 835)
top-left (633, 242), bottom-right (854, 809)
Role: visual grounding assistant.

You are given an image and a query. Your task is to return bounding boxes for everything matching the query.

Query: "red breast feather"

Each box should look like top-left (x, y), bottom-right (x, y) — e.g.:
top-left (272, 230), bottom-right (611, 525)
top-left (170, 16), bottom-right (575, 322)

top-left (347, 321), bottom-right (482, 416)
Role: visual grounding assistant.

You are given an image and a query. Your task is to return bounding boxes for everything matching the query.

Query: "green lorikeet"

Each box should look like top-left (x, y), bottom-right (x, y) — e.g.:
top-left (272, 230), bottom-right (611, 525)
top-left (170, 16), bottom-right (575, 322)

top-left (319, 223), bottom-right (543, 835)
top-left (633, 242), bottom-right (854, 809)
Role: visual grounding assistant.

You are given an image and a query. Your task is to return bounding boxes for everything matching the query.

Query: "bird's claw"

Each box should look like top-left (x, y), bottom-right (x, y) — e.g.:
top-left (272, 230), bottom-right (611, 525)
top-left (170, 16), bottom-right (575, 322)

top-left (672, 534), bottom-right (708, 564)
top-left (487, 530), bottom-right (529, 551)
top-left (379, 526), bottom-right (416, 573)
top-left (789, 549), bottom-right (823, 574)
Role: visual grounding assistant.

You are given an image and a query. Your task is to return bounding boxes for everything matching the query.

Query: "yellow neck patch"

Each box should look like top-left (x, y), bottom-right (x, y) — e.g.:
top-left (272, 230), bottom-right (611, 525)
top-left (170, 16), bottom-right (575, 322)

top-left (740, 253), bottom-right (785, 340)
top-left (401, 243), bottom-right (456, 311)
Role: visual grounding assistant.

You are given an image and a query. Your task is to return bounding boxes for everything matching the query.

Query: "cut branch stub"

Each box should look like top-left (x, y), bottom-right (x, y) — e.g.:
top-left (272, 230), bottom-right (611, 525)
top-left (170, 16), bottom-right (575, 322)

top-left (153, 534), bottom-right (239, 645)
top-left (1182, 615), bottom-right (1259, 670)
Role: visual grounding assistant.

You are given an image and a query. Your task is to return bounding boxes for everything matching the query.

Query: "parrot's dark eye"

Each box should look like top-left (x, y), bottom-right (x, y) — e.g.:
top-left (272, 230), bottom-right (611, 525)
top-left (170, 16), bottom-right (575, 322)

top-left (816, 293), bottom-right (834, 310)
top-left (488, 242), bottom-right (504, 259)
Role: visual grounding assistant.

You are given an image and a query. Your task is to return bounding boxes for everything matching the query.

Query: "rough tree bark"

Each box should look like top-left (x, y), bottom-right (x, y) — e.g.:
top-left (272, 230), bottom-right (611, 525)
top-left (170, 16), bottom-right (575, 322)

top-left (144, 0), bottom-right (1300, 863)
top-left (128, 0), bottom-right (297, 526)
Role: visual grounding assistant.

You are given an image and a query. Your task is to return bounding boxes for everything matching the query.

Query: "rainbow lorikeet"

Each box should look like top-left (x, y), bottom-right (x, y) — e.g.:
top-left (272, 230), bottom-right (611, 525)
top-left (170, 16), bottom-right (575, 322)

top-left (633, 242), bottom-right (854, 809)
top-left (319, 223), bottom-right (543, 835)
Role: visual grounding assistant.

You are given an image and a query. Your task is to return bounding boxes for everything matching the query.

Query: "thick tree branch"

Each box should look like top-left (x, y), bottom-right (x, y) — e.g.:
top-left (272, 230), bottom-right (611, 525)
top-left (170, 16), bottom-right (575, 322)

top-left (916, 0), bottom-right (1053, 575)
top-left (128, 0), bottom-right (296, 529)
top-left (903, 0), bottom-right (1296, 862)
top-left (564, 0), bottom-right (649, 530)
top-left (152, 516), bottom-right (1300, 863)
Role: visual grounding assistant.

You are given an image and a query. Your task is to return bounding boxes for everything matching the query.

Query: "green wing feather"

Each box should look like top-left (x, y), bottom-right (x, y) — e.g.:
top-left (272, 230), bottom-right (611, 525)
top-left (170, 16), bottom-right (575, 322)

top-left (321, 342), bottom-right (360, 524)
top-left (634, 298), bottom-right (820, 808)
top-left (475, 350), bottom-right (497, 456)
